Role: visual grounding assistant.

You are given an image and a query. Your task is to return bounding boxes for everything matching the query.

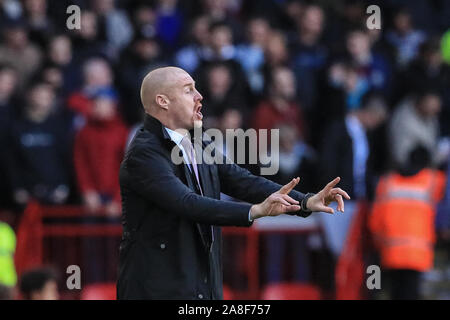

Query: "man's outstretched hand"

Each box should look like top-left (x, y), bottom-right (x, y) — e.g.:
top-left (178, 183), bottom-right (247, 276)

top-left (250, 177), bottom-right (302, 220)
top-left (250, 176), bottom-right (351, 220)
top-left (306, 177), bottom-right (350, 214)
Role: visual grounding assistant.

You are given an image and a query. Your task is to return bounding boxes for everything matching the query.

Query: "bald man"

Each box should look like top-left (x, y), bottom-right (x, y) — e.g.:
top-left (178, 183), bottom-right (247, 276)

top-left (117, 67), bottom-right (349, 299)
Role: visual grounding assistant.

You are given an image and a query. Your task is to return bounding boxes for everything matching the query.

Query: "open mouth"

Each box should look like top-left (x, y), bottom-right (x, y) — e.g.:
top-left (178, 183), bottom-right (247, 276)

top-left (195, 105), bottom-right (203, 119)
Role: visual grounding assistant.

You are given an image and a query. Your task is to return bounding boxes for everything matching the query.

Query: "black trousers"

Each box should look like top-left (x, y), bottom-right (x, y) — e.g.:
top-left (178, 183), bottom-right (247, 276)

top-left (383, 269), bottom-right (421, 300)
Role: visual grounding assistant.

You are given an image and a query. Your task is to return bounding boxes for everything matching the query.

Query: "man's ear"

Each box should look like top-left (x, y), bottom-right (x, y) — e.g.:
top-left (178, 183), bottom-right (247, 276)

top-left (155, 94), bottom-right (170, 110)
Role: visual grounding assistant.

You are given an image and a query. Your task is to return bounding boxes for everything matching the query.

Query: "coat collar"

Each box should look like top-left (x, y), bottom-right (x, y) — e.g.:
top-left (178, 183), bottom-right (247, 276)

top-left (143, 114), bottom-right (172, 141)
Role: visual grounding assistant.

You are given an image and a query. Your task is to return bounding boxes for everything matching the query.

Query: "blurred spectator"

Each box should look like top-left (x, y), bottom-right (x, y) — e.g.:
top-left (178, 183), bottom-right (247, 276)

top-left (0, 19), bottom-right (42, 89)
top-left (345, 29), bottom-right (391, 95)
top-left (73, 88), bottom-right (128, 216)
top-left (320, 93), bottom-right (387, 200)
top-left (369, 146), bottom-right (446, 299)
top-left (235, 16), bottom-right (270, 94)
top-left (393, 38), bottom-right (450, 136)
top-left (385, 8), bottom-right (427, 69)
top-left (33, 63), bottom-right (65, 104)
top-left (261, 29), bottom-right (290, 89)
top-left (67, 57), bottom-right (115, 120)
top-left (290, 4), bottom-right (328, 111)
top-left (200, 0), bottom-right (243, 40)
top-left (155, 0), bottom-right (184, 52)
top-left (130, 1), bottom-right (157, 36)
top-left (117, 30), bottom-right (168, 125)
top-left (45, 34), bottom-right (79, 96)
top-left (271, 123), bottom-right (318, 193)
top-left (70, 10), bottom-right (107, 64)
top-left (318, 93), bottom-right (387, 261)
top-left (194, 20), bottom-right (250, 115)
top-left (19, 267), bottom-right (59, 300)
top-left (200, 62), bottom-right (247, 128)
top-left (252, 66), bottom-right (306, 142)
top-left (91, 0), bottom-right (134, 59)
top-left (321, 61), bottom-right (370, 119)
top-left (333, 0), bottom-right (367, 39)
top-left (389, 89), bottom-right (442, 168)
top-left (201, 20), bottom-right (238, 63)
top-left (23, 0), bottom-right (55, 48)
top-left (7, 82), bottom-right (72, 206)
top-left (174, 15), bottom-right (211, 73)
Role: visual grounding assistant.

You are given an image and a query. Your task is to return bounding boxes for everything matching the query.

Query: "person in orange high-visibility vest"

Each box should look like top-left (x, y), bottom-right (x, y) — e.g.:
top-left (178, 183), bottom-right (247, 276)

top-left (369, 145), bottom-right (446, 300)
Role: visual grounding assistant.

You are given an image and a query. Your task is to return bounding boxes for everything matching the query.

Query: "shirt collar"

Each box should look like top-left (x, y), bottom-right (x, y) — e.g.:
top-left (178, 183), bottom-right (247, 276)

top-left (164, 127), bottom-right (187, 147)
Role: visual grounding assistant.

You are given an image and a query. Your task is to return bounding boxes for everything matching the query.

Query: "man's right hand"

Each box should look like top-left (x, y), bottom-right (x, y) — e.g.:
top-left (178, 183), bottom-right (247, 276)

top-left (250, 177), bottom-right (301, 220)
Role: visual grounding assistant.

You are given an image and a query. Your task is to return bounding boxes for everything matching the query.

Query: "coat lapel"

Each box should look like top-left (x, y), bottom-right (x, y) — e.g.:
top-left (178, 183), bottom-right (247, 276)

top-left (177, 149), bottom-right (210, 250)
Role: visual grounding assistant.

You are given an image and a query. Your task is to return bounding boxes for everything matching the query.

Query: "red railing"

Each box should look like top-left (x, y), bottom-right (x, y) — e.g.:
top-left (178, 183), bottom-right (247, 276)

top-left (14, 202), bottom-right (368, 299)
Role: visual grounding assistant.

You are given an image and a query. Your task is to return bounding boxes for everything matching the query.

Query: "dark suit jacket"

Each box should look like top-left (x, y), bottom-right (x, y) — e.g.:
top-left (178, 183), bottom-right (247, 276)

top-left (117, 115), bottom-right (310, 300)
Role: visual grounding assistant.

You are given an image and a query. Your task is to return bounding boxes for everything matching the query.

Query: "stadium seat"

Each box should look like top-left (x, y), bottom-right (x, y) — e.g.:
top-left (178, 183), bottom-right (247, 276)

top-left (261, 283), bottom-right (321, 300)
top-left (81, 283), bottom-right (116, 300)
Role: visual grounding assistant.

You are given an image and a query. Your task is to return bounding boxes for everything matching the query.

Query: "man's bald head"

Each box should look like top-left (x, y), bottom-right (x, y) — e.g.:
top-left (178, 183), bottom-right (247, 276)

top-left (140, 67), bottom-right (188, 113)
top-left (139, 66), bottom-right (203, 130)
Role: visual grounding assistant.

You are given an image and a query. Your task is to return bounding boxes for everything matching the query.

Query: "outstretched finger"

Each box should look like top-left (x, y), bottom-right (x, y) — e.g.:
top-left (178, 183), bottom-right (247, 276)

top-left (279, 177), bottom-right (300, 195)
top-left (323, 177), bottom-right (340, 193)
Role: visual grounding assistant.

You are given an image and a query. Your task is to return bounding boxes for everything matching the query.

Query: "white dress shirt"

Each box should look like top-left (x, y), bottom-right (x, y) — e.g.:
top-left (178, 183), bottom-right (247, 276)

top-left (165, 127), bottom-right (193, 172)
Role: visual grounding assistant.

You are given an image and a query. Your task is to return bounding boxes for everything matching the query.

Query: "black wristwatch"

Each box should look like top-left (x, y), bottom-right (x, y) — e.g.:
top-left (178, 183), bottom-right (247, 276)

top-left (301, 193), bottom-right (315, 213)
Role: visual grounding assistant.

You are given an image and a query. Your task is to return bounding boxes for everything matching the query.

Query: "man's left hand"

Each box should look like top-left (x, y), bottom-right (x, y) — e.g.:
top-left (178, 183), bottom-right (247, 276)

top-left (306, 177), bottom-right (350, 213)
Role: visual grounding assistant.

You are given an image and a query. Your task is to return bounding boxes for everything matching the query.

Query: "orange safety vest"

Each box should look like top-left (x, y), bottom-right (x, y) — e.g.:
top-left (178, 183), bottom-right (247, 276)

top-left (369, 169), bottom-right (446, 272)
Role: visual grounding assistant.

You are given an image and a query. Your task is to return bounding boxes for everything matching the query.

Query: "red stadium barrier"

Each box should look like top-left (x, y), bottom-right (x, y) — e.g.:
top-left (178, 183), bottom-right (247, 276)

top-left (14, 202), bottom-right (368, 299)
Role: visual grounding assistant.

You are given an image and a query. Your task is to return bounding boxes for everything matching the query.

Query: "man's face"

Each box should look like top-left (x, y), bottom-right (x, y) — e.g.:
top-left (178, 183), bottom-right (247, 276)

top-left (301, 6), bottom-right (324, 36)
top-left (29, 85), bottom-right (54, 113)
top-left (272, 69), bottom-right (296, 100)
top-left (168, 71), bottom-right (203, 130)
top-left (92, 97), bottom-right (116, 121)
top-left (208, 66), bottom-right (231, 98)
top-left (84, 60), bottom-right (113, 88)
top-left (347, 31), bottom-right (370, 58)
top-left (210, 26), bottom-right (232, 51)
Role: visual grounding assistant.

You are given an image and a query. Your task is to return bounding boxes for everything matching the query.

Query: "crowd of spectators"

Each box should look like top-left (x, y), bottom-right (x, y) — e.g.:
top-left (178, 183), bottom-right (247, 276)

top-left (0, 0), bottom-right (450, 298)
top-left (0, 0), bottom-right (448, 211)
